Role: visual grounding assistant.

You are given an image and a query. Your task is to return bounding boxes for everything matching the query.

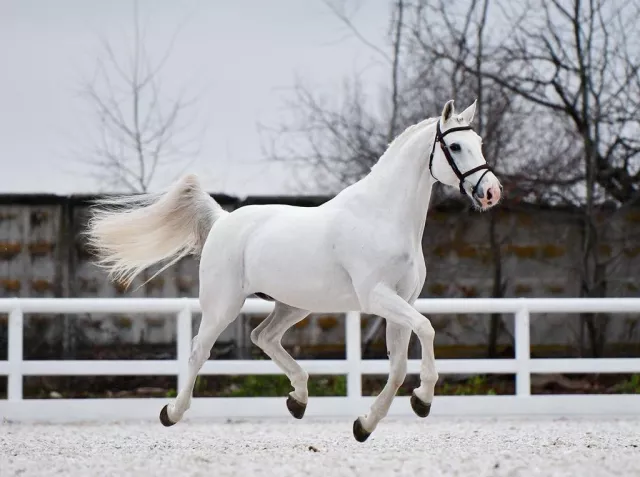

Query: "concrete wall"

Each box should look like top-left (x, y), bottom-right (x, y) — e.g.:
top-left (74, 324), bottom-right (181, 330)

top-left (0, 194), bottom-right (638, 358)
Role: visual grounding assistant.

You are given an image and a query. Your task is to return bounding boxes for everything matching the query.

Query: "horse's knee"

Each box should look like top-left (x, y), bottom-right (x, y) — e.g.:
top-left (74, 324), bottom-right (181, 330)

top-left (416, 319), bottom-right (435, 341)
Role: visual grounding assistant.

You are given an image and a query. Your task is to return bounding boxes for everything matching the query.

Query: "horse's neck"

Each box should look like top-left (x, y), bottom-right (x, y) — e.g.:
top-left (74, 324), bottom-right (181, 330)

top-left (358, 122), bottom-right (436, 243)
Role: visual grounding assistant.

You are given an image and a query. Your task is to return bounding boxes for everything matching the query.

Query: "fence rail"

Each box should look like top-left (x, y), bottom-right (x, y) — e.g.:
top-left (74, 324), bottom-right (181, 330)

top-left (1, 297), bottom-right (640, 422)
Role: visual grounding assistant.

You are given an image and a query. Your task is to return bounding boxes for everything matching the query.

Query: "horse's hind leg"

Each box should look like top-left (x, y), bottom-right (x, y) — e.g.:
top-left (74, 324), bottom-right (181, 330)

top-left (250, 302), bottom-right (310, 418)
top-left (159, 287), bottom-right (246, 426)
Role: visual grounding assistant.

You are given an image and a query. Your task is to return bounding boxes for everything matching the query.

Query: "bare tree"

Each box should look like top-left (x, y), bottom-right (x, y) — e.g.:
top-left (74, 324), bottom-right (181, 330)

top-left (262, 0), bottom-right (410, 194)
top-left (419, 0), bottom-right (640, 356)
top-left (420, 0), bottom-right (640, 204)
top-left (265, 0), bottom-right (640, 360)
top-left (262, 75), bottom-right (387, 194)
top-left (501, 0), bottom-right (640, 357)
top-left (406, 0), bottom-right (554, 357)
top-left (77, 0), bottom-right (205, 346)
top-left (265, 0), bottom-right (539, 358)
top-left (81, 0), bottom-right (203, 193)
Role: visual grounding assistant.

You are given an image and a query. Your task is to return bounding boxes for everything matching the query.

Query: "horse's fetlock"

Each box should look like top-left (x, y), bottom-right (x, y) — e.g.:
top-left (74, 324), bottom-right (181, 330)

top-left (292, 370), bottom-right (309, 388)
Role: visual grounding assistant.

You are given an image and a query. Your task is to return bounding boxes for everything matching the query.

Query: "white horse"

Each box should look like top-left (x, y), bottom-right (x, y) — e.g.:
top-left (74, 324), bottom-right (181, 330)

top-left (86, 99), bottom-right (502, 442)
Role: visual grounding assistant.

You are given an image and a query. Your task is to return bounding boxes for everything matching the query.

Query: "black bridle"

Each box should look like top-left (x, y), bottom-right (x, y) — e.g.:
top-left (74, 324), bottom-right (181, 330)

top-left (428, 121), bottom-right (492, 197)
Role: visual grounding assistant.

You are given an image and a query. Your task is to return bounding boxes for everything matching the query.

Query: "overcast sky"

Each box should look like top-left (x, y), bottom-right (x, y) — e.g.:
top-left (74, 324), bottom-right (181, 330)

top-left (0, 0), bottom-right (391, 196)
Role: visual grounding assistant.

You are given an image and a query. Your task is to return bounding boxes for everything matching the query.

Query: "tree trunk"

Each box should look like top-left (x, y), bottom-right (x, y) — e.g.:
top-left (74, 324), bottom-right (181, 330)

top-left (487, 210), bottom-right (507, 358)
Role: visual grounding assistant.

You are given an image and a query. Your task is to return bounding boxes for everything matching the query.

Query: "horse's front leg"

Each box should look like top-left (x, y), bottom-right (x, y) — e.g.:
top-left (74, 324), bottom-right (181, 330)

top-left (353, 321), bottom-right (411, 442)
top-left (353, 284), bottom-right (438, 441)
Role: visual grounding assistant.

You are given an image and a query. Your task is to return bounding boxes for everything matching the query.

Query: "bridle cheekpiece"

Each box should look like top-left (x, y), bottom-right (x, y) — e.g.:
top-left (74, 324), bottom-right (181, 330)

top-left (428, 121), bottom-right (492, 197)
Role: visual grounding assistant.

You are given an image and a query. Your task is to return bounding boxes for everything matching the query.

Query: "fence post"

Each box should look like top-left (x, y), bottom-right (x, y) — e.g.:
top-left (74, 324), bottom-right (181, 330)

top-left (346, 311), bottom-right (362, 406)
top-left (177, 303), bottom-right (193, 392)
top-left (515, 307), bottom-right (531, 397)
top-left (8, 304), bottom-right (23, 401)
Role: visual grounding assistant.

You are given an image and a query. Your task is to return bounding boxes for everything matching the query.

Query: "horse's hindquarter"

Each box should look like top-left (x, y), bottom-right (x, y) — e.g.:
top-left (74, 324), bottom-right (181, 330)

top-left (241, 205), bottom-right (361, 312)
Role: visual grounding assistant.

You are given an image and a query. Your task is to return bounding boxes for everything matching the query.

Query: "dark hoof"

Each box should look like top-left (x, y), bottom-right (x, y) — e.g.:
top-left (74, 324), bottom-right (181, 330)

top-left (286, 395), bottom-right (307, 419)
top-left (159, 404), bottom-right (176, 427)
top-left (353, 418), bottom-right (371, 443)
top-left (410, 392), bottom-right (432, 418)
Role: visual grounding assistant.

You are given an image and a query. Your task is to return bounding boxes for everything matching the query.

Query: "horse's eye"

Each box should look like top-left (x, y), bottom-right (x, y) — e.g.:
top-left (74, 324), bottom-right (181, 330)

top-left (450, 143), bottom-right (461, 152)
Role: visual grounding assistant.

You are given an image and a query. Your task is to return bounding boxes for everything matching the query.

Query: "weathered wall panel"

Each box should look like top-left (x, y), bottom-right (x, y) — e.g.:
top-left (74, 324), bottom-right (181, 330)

top-left (0, 194), bottom-right (638, 359)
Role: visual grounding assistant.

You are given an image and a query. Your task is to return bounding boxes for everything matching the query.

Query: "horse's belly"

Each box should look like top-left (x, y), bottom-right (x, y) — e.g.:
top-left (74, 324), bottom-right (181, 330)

top-left (249, 253), bottom-right (360, 312)
top-left (267, 278), bottom-right (359, 312)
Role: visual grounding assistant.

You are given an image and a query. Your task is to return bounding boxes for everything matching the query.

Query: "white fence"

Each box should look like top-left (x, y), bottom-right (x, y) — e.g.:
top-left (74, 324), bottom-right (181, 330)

top-left (1, 297), bottom-right (640, 423)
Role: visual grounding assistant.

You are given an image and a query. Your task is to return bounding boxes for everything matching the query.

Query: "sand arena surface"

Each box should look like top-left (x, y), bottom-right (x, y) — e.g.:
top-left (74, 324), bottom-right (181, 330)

top-left (2, 416), bottom-right (640, 476)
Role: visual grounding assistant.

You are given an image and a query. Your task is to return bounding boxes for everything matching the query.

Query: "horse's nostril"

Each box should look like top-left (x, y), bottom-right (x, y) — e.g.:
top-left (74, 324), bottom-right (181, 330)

top-left (487, 189), bottom-right (493, 201)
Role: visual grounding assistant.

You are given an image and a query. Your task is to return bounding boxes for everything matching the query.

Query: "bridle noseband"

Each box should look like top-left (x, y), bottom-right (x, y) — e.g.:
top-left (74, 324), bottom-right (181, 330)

top-left (428, 121), bottom-right (492, 197)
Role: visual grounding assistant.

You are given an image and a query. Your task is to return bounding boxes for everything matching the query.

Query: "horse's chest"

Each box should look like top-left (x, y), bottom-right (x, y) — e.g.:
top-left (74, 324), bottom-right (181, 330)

top-left (395, 256), bottom-right (425, 300)
top-left (400, 253), bottom-right (424, 280)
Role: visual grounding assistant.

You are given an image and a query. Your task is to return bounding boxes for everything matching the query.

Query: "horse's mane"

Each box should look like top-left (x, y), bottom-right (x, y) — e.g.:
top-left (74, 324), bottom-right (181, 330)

top-left (370, 116), bottom-right (439, 172)
top-left (387, 116), bottom-right (439, 151)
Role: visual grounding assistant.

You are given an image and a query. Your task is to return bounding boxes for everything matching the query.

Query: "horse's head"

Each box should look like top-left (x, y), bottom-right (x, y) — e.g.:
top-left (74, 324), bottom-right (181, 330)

top-left (428, 99), bottom-right (502, 211)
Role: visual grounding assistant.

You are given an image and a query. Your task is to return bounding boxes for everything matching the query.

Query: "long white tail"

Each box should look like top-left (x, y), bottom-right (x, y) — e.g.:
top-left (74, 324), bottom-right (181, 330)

top-left (86, 173), bottom-right (226, 286)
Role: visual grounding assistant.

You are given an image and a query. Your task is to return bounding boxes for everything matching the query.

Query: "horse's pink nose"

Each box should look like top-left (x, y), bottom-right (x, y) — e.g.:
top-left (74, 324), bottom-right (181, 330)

top-left (474, 183), bottom-right (501, 208)
top-left (486, 184), bottom-right (501, 203)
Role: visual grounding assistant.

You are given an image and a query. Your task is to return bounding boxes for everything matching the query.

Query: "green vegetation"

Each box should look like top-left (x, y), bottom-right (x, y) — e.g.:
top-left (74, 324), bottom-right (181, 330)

top-left (610, 374), bottom-right (640, 394)
top-left (192, 374), bottom-right (347, 398)
top-left (438, 375), bottom-right (498, 396)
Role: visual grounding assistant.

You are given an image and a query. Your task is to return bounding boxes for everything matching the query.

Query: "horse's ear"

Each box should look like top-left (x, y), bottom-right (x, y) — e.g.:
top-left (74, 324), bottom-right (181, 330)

top-left (441, 100), bottom-right (455, 123)
top-left (459, 99), bottom-right (477, 124)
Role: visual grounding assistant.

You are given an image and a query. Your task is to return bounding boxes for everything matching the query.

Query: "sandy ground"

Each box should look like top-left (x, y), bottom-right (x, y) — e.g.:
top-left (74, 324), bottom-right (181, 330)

top-left (1, 416), bottom-right (639, 476)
